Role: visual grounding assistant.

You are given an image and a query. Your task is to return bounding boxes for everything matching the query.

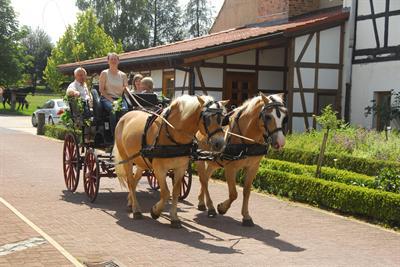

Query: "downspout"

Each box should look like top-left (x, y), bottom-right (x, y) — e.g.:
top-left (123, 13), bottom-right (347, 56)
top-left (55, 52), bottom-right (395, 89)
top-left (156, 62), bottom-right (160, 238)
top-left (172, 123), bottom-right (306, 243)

top-left (343, 0), bottom-right (357, 122)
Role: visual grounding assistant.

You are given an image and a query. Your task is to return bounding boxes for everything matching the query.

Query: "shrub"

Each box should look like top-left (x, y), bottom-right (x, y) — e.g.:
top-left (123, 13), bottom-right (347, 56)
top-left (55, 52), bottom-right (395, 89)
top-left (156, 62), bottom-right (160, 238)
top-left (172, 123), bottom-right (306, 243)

top-left (267, 148), bottom-right (400, 176)
top-left (261, 159), bottom-right (376, 189)
top-left (44, 124), bottom-right (80, 140)
top-left (374, 168), bottom-right (400, 194)
top-left (254, 168), bottom-right (400, 226)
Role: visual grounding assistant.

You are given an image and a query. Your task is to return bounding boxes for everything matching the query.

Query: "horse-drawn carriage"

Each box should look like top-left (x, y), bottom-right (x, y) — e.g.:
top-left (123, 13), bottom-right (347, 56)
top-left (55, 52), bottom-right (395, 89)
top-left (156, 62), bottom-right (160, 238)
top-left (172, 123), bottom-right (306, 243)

top-left (62, 88), bottom-right (193, 203)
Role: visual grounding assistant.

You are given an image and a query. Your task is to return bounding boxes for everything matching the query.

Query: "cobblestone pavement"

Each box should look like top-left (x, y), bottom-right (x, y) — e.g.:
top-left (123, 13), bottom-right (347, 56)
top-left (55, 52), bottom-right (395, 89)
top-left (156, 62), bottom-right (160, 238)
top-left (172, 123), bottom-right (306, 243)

top-left (0, 125), bottom-right (399, 267)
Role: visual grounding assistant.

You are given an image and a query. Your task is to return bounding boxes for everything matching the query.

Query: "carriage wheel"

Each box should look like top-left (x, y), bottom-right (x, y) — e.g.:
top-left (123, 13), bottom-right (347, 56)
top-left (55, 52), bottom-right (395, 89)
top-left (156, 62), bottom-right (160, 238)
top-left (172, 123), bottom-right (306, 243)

top-left (170, 164), bottom-right (193, 200)
top-left (63, 133), bottom-right (80, 192)
top-left (179, 164), bottom-right (193, 200)
top-left (146, 171), bottom-right (160, 190)
top-left (83, 149), bottom-right (100, 202)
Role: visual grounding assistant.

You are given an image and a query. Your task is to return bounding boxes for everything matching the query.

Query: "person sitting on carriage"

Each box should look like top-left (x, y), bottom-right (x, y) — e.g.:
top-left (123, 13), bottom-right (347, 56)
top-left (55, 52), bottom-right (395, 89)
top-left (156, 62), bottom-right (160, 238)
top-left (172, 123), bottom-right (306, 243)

top-left (139, 76), bottom-right (154, 94)
top-left (66, 67), bottom-right (92, 118)
top-left (129, 73), bottom-right (143, 93)
top-left (99, 52), bottom-right (129, 136)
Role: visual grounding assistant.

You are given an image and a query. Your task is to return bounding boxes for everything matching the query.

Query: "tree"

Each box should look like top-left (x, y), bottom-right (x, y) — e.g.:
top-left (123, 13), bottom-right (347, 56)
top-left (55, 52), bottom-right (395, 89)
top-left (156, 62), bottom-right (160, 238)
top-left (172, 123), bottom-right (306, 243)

top-left (43, 9), bottom-right (123, 91)
top-left (183, 0), bottom-right (214, 38)
top-left (148, 0), bottom-right (183, 47)
top-left (76, 0), bottom-right (150, 51)
top-left (314, 105), bottom-right (342, 177)
top-left (365, 89), bottom-right (400, 139)
top-left (21, 27), bottom-right (53, 87)
top-left (0, 0), bottom-right (27, 86)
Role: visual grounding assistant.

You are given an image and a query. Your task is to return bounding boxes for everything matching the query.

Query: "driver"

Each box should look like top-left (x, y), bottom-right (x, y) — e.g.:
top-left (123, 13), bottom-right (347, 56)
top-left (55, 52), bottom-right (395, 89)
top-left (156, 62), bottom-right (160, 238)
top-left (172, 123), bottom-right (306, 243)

top-left (99, 52), bottom-right (129, 135)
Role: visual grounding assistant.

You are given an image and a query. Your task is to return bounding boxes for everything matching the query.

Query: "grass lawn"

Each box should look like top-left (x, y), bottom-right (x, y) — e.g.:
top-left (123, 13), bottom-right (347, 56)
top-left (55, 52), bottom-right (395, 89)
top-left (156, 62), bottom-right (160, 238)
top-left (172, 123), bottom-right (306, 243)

top-left (0, 93), bottom-right (63, 116)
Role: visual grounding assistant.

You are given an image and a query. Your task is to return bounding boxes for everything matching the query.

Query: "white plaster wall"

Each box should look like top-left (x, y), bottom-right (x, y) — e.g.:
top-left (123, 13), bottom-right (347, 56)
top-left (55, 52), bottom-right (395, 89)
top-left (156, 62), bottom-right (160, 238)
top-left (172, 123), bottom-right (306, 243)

top-left (351, 60), bottom-right (400, 128)
top-left (293, 92), bottom-right (314, 113)
top-left (356, 20), bottom-right (376, 49)
top-left (294, 68), bottom-right (315, 89)
top-left (388, 15), bottom-right (400, 46)
top-left (258, 71), bottom-right (284, 90)
top-left (318, 69), bottom-right (339, 89)
top-left (227, 50), bottom-right (256, 65)
top-left (259, 47), bottom-right (285, 66)
top-left (175, 70), bottom-right (188, 88)
top-left (150, 69), bottom-right (163, 89)
top-left (295, 33), bottom-right (316, 63)
top-left (390, 0), bottom-right (400, 11)
top-left (292, 117), bottom-right (314, 132)
top-left (174, 90), bottom-right (189, 98)
top-left (226, 69), bottom-right (256, 73)
top-left (205, 56), bottom-right (224, 63)
top-left (319, 26), bottom-right (341, 64)
top-left (194, 67), bottom-right (223, 88)
top-left (195, 90), bottom-right (222, 100)
top-left (357, 0), bottom-right (371, 15)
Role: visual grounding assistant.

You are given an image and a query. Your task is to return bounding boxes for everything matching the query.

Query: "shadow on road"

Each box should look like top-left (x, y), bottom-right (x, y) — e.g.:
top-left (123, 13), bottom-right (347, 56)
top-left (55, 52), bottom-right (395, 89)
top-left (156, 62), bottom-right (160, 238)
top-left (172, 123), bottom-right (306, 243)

top-left (61, 187), bottom-right (304, 254)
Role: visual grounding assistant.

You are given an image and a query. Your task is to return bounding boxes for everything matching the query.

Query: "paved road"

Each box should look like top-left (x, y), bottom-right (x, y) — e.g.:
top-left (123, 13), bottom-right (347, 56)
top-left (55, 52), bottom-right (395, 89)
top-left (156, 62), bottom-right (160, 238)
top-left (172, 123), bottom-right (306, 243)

top-left (0, 117), bottom-right (399, 266)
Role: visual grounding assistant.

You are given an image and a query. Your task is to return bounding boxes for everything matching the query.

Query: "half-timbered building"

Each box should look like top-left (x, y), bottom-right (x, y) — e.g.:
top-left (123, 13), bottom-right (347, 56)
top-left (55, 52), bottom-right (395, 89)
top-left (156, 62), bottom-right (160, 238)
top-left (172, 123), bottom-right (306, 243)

top-left (59, 0), bottom-right (400, 131)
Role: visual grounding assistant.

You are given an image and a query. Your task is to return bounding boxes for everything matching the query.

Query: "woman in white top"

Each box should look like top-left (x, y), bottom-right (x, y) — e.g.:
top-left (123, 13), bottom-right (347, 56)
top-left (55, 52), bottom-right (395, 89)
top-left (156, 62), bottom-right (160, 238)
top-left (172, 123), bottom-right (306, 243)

top-left (99, 52), bottom-right (129, 135)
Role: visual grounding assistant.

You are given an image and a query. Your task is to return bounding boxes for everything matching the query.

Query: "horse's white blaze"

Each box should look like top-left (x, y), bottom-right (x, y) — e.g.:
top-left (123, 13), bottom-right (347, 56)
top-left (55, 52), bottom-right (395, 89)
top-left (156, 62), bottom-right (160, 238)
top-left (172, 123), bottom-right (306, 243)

top-left (269, 96), bottom-right (286, 149)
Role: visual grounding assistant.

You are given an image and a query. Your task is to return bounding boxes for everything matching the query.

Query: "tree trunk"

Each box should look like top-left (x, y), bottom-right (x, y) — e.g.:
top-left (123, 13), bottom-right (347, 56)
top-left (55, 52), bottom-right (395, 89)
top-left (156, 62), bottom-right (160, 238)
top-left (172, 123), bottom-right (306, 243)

top-left (316, 127), bottom-right (330, 177)
top-left (153, 0), bottom-right (158, 47)
top-left (196, 0), bottom-right (200, 37)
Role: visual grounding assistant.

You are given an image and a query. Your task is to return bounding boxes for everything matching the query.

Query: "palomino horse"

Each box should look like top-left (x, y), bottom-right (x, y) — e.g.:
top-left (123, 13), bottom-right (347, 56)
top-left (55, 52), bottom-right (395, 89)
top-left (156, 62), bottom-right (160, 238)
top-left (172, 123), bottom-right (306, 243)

top-left (196, 93), bottom-right (287, 226)
top-left (114, 95), bottom-right (228, 228)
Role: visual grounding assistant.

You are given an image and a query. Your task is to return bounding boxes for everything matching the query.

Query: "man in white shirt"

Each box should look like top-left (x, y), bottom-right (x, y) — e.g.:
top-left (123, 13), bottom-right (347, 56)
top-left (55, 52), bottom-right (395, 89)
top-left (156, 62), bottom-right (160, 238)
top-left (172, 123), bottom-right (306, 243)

top-left (66, 67), bottom-right (92, 117)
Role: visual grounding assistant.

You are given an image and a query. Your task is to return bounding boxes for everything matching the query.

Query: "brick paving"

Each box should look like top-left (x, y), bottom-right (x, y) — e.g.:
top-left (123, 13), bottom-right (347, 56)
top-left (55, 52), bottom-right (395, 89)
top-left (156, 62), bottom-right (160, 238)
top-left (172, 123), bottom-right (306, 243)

top-left (0, 123), bottom-right (400, 267)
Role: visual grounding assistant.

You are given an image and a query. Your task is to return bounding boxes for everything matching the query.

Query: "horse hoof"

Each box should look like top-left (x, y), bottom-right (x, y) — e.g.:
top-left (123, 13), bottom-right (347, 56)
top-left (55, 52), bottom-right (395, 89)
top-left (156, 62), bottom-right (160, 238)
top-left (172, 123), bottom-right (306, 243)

top-left (208, 209), bottom-right (217, 218)
top-left (217, 204), bottom-right (226, 215)
top-left (242, 218), bottom-right (255, 227)
top-left (150, 208), bottom-right (160, 220)
top-left (170, 220), bottom-right (182, 229)
top-left (133, 212), bottom-right (143, 220)
top-left (198, 204), bottom-right (207, 211)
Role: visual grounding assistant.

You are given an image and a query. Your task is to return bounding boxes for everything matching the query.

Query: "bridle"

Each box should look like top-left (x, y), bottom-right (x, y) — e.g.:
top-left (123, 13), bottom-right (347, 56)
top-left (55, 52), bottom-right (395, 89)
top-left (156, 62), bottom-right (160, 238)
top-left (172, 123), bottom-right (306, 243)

top-left (260, 101), bottom-right (288, 143)
top-left (200, 101), bottom-right (225, 143)
top-left (162, 100), bottom-right (225, 145)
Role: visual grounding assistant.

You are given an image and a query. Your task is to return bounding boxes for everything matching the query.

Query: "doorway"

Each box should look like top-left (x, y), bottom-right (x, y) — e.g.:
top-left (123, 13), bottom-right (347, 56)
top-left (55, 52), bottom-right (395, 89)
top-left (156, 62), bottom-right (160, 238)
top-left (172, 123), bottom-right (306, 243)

top-left (162, 71), bottom-right (175, 99)
top-left (375, 91), bottom-right (391, 131)
top-left (224, 72), bottom-right (256, 108)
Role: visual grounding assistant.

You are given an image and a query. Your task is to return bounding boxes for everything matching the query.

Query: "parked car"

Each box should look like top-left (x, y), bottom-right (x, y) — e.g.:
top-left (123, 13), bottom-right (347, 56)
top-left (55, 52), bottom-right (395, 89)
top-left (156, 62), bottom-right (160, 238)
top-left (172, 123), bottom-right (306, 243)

top-left (31, 99), bottom-right (67, 127)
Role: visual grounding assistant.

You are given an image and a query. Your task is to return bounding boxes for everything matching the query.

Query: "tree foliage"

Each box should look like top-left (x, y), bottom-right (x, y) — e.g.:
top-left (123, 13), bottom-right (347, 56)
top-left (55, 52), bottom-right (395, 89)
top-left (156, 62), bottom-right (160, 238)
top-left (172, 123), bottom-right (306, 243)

top-left (183, 0), bottom-right (214, 38)
top-left (76, 0), bottom-right (150, 51)
top-left (0, 0), bottom-right (28, 86)
top-left (148, 0), bottom-right (183, 47)
top-left (44, 9), bottom-right (123, 91)
top-left (21, 27), bottom-right (53, 87)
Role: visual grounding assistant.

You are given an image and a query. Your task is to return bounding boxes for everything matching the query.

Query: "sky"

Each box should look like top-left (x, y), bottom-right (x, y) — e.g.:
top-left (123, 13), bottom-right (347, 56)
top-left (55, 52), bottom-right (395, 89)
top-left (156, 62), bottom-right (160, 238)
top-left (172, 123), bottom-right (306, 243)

top-left (10, 0), bottom-right (225, 44)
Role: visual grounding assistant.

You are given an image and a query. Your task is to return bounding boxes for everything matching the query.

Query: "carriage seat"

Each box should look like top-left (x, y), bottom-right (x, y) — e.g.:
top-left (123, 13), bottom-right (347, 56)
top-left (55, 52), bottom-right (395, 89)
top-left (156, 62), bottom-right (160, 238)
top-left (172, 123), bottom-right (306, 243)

top-left (91, 88), bottom-right (108, 121)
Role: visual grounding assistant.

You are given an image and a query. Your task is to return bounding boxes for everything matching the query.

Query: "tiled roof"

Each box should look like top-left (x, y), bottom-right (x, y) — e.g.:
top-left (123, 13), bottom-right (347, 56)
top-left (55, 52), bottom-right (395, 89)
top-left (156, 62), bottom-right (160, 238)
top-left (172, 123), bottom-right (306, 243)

top-left (58, 8), bottom-right (348, 71)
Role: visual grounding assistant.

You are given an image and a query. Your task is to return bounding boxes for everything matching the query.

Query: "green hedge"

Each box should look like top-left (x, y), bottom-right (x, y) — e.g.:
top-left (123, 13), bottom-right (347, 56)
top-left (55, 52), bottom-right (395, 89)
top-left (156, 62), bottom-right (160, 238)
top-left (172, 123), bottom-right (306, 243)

top-left (254, 168), bottom-right (400, 226)
top-left (204, 162), bottom-right (400, 226)
top-left (268, 148), bottom-right (400, 176)
top-left (262, 159), bottom-right (376, 189)
top-left (44, 124), bottom-right (79, 140)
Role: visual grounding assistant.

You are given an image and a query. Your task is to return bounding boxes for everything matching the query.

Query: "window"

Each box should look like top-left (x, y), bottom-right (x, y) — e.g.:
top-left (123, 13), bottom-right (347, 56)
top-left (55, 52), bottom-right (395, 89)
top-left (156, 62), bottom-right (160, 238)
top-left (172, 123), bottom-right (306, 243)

top-left (317, 94), bottom-right (336, 115)
top-left (162, 72), bottom-right (175, 99)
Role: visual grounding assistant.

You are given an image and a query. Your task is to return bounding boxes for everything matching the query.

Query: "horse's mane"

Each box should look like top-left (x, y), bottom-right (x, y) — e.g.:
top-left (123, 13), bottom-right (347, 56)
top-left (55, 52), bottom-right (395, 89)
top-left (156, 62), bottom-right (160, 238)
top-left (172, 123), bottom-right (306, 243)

top-left (238, 94), bottom-right (284, 117)
top-left (167, 95), bottom-right (216, 120)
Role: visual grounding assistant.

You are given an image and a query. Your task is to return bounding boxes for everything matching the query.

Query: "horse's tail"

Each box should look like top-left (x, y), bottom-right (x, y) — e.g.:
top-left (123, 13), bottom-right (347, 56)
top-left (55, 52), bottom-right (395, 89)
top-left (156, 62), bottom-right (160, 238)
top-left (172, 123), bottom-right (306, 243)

top-left (114, 143), bottom-right (128, 189)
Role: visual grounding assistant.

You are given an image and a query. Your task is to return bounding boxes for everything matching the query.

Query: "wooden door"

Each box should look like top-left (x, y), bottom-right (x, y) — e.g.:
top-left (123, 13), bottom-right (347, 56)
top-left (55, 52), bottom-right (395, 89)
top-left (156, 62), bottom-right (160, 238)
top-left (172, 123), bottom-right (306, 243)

top-left (375, 91), bottom-right (391, 131)
top-left (225, 72), bottom-right (256, 108)
top-left (162, 71), bottom-right (175, 99)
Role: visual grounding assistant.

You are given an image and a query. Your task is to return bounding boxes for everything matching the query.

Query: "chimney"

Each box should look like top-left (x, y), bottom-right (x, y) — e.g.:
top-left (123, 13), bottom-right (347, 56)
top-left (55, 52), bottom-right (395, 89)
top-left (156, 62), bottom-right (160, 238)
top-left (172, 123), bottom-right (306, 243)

top-left (257, 0), bottom-right (321, 23)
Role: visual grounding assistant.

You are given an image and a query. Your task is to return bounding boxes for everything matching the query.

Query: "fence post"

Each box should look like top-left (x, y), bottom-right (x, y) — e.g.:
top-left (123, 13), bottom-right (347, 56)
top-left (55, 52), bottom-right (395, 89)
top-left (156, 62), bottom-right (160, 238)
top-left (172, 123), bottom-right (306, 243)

top-left (37, 112), bottom-right (45, 135)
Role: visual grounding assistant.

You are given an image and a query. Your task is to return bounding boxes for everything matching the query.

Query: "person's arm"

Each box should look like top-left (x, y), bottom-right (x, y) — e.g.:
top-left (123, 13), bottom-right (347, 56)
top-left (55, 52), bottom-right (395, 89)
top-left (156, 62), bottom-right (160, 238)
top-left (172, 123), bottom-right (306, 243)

top-left (66, 84), bottom-right (79, 97)
top-left (99, 71), bottom-right (111, 101)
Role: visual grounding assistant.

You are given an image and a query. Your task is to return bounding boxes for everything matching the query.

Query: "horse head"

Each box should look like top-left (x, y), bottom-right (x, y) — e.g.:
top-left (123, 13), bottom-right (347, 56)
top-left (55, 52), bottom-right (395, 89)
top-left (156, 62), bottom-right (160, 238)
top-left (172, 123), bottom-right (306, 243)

top-left (259, 92), bottom-right (288, 150)
top-left (167, 95), bottom-right (228, 152)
